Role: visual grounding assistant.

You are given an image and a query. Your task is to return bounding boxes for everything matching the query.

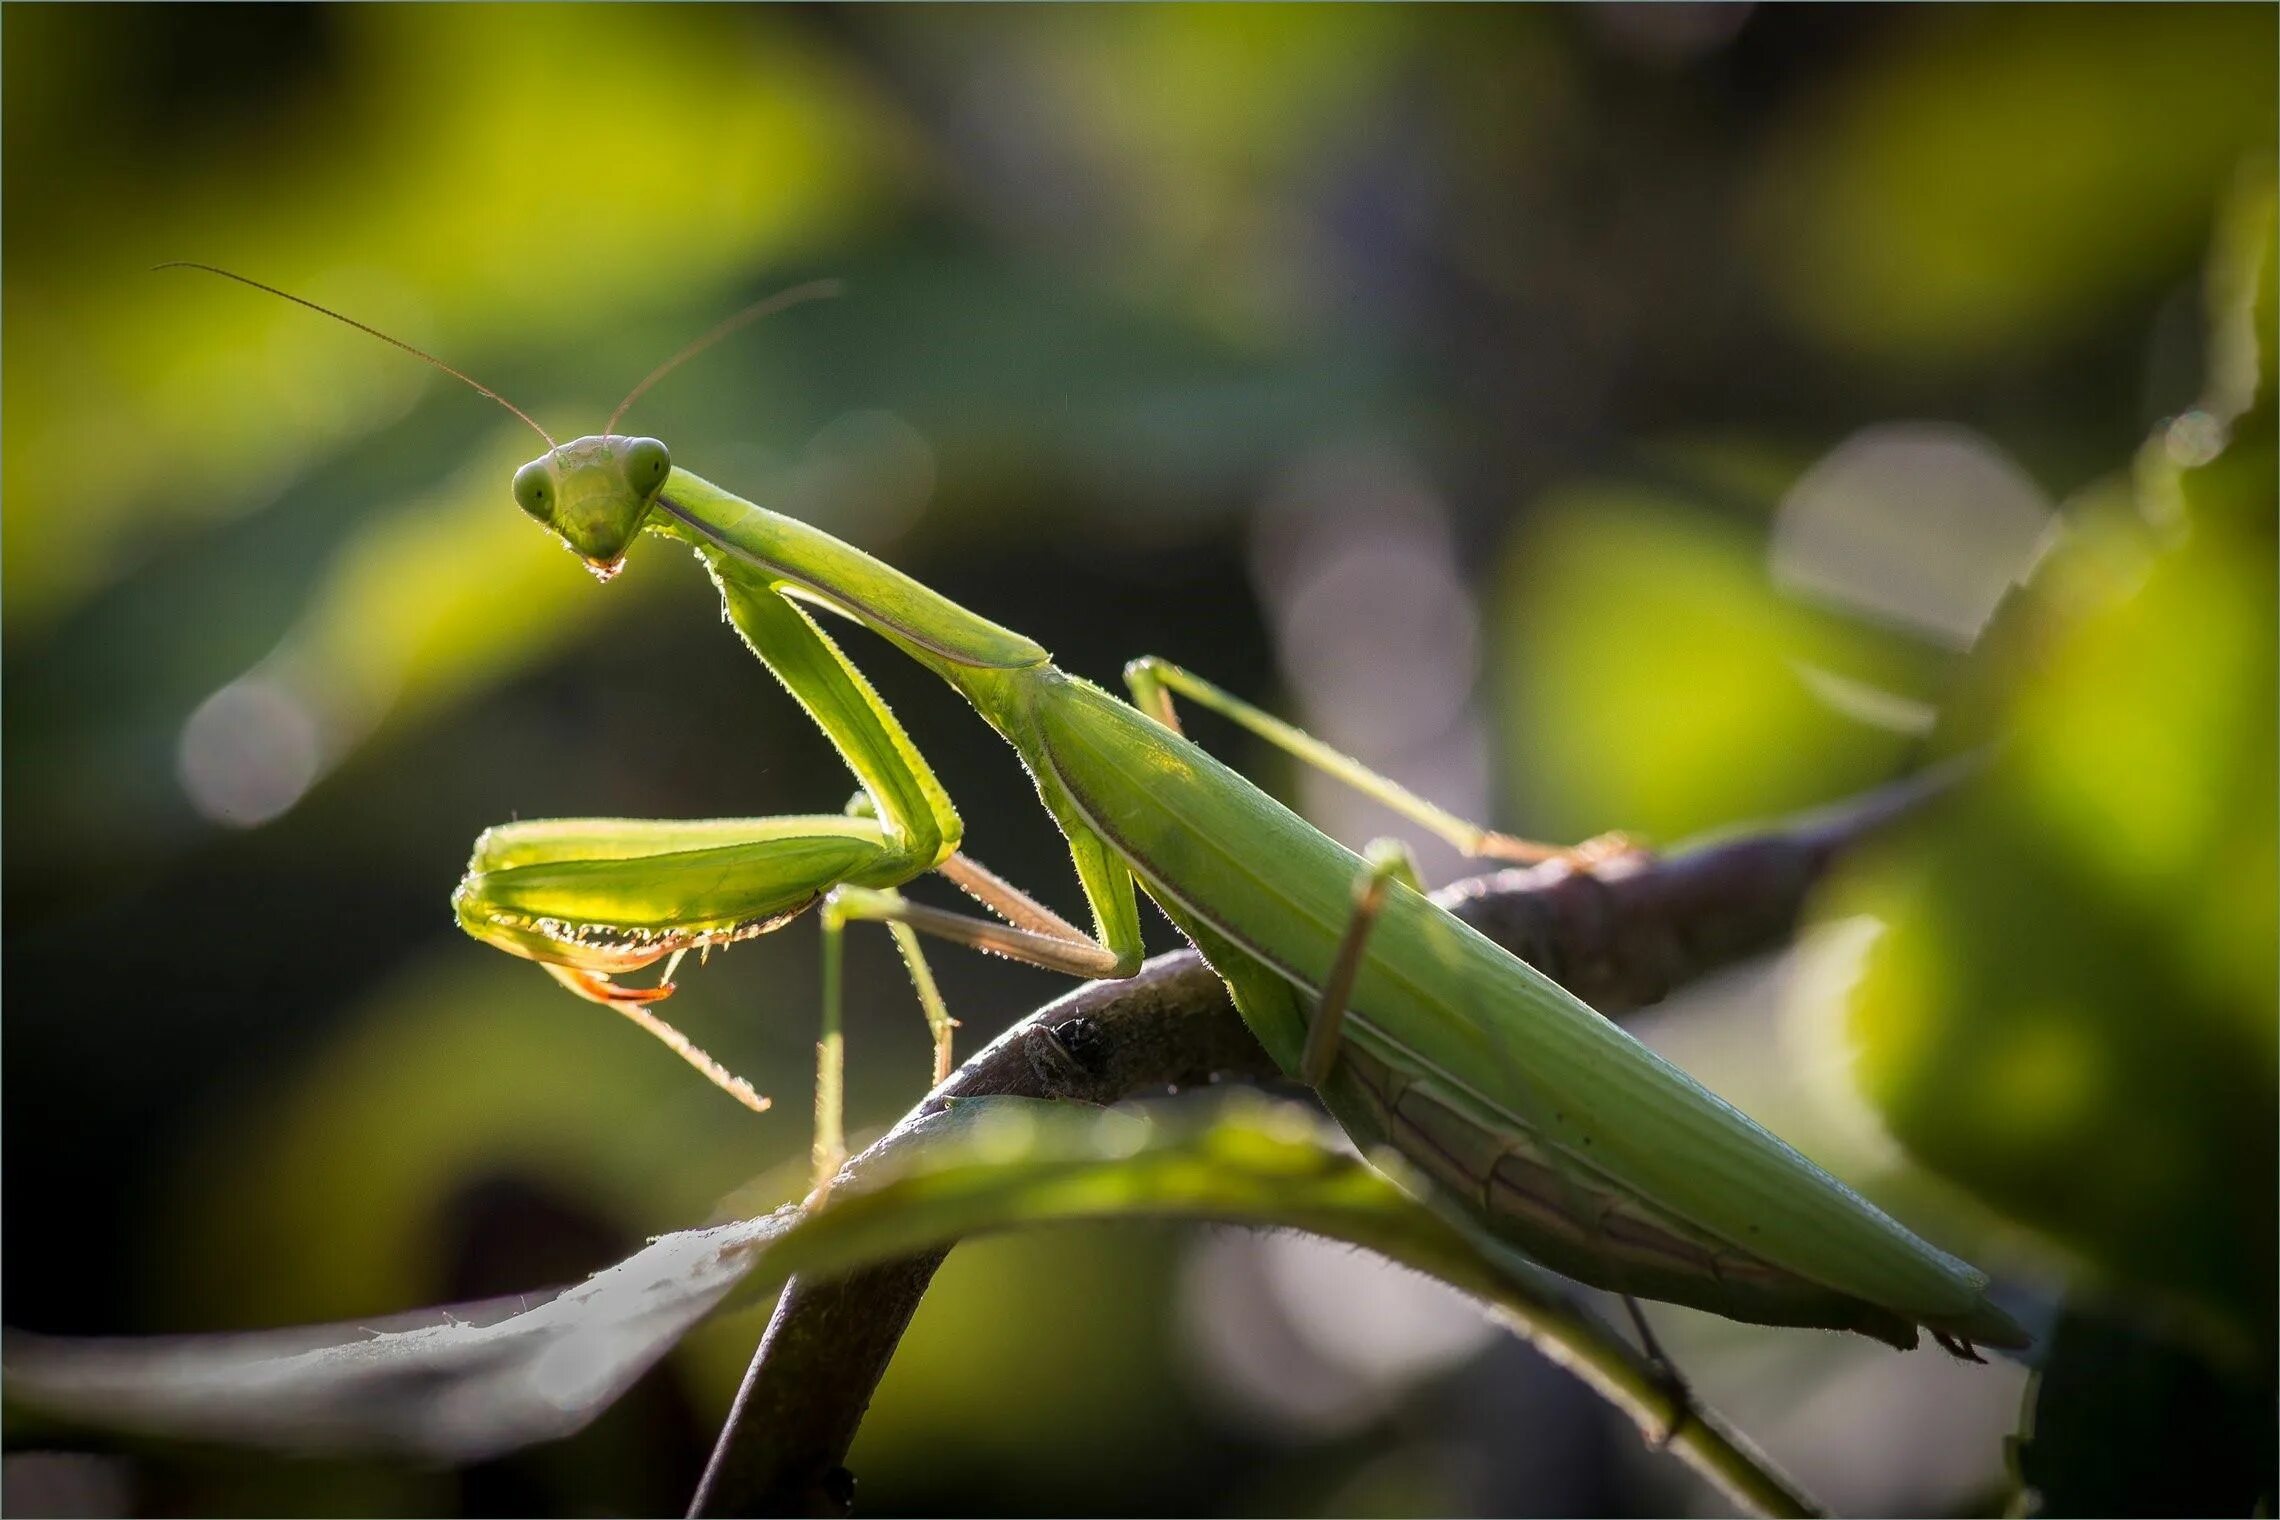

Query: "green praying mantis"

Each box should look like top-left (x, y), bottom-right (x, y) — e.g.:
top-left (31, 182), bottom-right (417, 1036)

top-left (171, 264), bottom-right (2027, 1365)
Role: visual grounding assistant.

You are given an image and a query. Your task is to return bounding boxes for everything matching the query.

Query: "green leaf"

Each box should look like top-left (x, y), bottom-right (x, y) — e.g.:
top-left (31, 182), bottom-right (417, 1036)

top-left (6, 1094), bottom-right (1817, 1517)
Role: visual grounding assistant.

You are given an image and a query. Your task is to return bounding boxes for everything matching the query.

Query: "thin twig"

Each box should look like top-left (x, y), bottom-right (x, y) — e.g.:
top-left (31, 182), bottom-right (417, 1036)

top-left (689, 771), bottom-right (1956, 1517)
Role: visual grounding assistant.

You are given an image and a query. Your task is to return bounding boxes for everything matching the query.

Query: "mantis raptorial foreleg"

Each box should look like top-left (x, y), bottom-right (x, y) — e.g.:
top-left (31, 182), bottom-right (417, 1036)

top-left (573, 975), bottom-right (772, 1113)
top-left (1122, 656), bottom-right (1639, 868)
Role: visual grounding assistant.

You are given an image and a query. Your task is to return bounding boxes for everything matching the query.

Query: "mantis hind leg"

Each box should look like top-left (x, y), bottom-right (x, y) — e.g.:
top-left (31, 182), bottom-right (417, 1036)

top-left (1621, 1293), bottom-right (1698, 1448)
top-left (1304, 839), bottom-right (1425, 1086)
top-left (1293, 835), bottom-right (1707, 1438)
top-left (1123, 656), bottom-right (1637, 868)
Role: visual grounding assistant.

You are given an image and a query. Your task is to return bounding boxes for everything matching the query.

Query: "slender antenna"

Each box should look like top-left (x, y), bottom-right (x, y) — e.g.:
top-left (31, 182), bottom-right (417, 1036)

top-left (605, 278), bottom-right (844, 438)
top-left (156, 262), bottom-right (556, 448)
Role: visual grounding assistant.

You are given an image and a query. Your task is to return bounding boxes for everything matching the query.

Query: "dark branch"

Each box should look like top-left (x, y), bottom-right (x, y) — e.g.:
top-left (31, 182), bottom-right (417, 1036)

top-left (688, 770), bottom-right (1956, 1516)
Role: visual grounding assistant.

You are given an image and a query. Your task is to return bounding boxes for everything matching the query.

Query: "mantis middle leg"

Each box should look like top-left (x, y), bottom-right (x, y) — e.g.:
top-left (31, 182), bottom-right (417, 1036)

top-left (810, 863), bottom-right (1131, 1191)
top-left (1123, 656), bottom-right (1637, 868)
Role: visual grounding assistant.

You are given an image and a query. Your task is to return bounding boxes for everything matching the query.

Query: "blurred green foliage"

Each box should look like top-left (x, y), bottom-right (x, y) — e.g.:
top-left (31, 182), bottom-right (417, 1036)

top-left (5, 6), bottom-right (2273, 1517)
top-left (1495, 454), bottom-right (1941, 842)
top-left (1837, 173), bottom-right (2276, 1367)
top-left (1751, 7), bottom-right (2275, 365)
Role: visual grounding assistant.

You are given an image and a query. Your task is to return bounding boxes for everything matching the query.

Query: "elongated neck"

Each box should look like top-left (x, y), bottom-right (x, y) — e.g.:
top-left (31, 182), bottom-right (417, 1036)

top-left (649, 469), bottom-right (1049, 676)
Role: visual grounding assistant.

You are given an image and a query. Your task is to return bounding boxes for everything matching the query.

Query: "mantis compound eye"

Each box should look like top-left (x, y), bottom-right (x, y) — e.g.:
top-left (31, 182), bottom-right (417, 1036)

top-left (622, 437), bottom-right (671, 497)
top-left (512, 458), bottom-right (555, 521)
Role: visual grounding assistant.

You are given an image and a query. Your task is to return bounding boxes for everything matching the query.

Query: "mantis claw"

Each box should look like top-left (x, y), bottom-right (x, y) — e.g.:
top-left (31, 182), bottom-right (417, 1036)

top-left (546, 965), bottom-right (772, 1116)
top-left (1930, 1330), bottom-right (1986, 1363)
top-left (1622, 1294), bottom-right (1697, 1448)
top-left (1650, 1370), bottom-right (1697, 1449)
top-left (542, 962), bottom-right (677, 1006)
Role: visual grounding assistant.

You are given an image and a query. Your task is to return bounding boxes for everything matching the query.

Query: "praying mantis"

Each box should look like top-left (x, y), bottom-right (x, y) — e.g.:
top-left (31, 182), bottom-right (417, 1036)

top-left (171, 265), bottom-right (2027, 1362)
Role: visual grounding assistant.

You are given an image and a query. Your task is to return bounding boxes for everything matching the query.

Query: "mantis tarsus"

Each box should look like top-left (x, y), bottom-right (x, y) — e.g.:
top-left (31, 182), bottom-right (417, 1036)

top-left (173, 264), bottom-right (2028, 1367)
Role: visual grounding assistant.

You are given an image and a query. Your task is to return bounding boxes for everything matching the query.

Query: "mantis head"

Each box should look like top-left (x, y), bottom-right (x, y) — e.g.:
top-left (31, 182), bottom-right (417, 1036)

top-left (512, 435), bottom-right (671, 577)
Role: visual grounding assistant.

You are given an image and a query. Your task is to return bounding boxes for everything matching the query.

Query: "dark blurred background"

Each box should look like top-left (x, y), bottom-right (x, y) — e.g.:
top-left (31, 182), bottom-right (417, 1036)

top-left (4, 5), bottom-right (2272, 1515)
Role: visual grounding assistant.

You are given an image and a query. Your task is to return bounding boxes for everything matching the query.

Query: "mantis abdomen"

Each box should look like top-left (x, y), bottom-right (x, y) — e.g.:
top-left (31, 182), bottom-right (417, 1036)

top-left (1024, 670), bottom-right (2024, 1349)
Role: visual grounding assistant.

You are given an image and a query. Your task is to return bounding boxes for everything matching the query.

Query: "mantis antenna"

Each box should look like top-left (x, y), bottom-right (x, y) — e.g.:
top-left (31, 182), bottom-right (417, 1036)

top-left (604, 278), bottom-right (844, 437)
top-left (155, 262), bottom-right (557, 448)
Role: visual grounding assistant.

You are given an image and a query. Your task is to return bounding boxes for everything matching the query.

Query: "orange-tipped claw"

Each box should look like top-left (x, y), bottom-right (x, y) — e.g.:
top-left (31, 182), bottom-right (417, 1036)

top-left (539, 962), bottom-right (768, 1113)
top-left (543, 962), bottom-right (676, 1006)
